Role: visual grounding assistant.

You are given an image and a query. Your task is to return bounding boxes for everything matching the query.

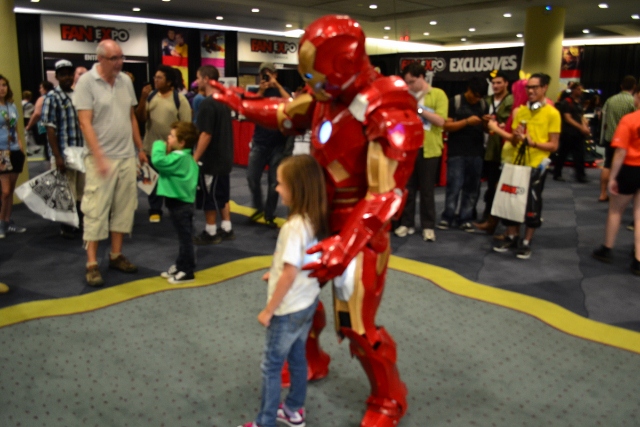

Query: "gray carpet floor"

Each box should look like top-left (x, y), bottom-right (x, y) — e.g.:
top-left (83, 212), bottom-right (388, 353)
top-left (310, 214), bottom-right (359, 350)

top-left (2, 270), bottom-right (639, 427)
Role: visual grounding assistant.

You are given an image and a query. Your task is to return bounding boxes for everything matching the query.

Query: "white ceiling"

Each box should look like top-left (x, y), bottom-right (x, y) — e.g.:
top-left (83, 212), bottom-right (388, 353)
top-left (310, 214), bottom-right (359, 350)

top-left (15, 0), bottom-right (640, 45)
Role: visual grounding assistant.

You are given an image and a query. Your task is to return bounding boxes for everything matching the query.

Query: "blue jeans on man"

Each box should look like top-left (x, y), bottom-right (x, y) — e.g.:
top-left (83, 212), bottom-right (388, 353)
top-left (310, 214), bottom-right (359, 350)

top-left (246, 142), bottom-right (287, 221)
top-left (441, 155), bottom-right (483, 226)
top-left (255, 298), bottom-right (318, 427)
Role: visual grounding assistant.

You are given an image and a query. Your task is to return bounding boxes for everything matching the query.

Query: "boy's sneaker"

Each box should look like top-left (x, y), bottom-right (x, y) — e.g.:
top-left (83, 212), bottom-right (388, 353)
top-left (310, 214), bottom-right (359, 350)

top-left (459, 222), bottom-right (475, 233)
top-left (631, 258), bottom-right (640, 276)
top-left (436, 220), bottom-right (450, 230)
top-left (592, 245), bottom-right (613, 264)
top-left (217, 229), bottom-right (235, 241)
top-left (277, 403), bottom-right (306, 427)
top-left (161, 265), bottom-right (178, 279)
top-left (516, 240), bottom-right (532, 260)
top-left (493, 235), bottom-right (517, 253)
top-left (238, 423), bottom-right (261, 427)
top-left (193, 230), bottom-right (222, 245)
top-left (168, 271), bottom-right (194, 284)
top-left (7, 220), bottom-right (26, 233)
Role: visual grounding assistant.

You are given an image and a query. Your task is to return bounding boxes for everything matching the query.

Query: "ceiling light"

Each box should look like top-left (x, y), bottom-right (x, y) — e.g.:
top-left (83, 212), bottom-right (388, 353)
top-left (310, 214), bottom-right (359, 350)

top-left (516, 33), bottom-right (523, 38)
top-left (583, 29), bottom-right (590, 34)
top-left (132, 7), bottom-right (140, 11)
top-left (30, 0), bottom-right (40, 2)
top-left (423, 32), bottom-right (430, 36)
top-left (251, 8), bottom-right (259, 12)
top-left (162, 0), bottom-right (170, 2)
top-left (469, 28), bottom-right (476, 32)
top-left (286, 24), bottom-right (292, 28)
top-left (461, 37), bottom-right (467, 41)
top-left (383, 35), bottom-right (389, 39)
top-left (430, 21), bottom-right (437, 25)
top-left (369, 4), bottom-right (378, 9)
top-left (598, 3), bottom-right (608, 8)
top-left (216, 16), bottom-right (224, 20)
top-left (503, 13), bottom-right (512, 18)
top-left (633, 14), bottom-right (640, 20)
top-left (384, 26), bottom-right (391, 30)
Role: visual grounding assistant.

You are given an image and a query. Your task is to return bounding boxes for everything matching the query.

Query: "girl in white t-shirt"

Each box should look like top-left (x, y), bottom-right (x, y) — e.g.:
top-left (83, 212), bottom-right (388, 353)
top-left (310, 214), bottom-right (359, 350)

top-left (240, 154), bottom-right (328, 427)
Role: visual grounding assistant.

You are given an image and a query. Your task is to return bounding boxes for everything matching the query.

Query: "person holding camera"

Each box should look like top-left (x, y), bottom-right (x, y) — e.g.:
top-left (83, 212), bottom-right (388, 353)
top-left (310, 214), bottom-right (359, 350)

top-left (246, 62), bottom-right (292, 228)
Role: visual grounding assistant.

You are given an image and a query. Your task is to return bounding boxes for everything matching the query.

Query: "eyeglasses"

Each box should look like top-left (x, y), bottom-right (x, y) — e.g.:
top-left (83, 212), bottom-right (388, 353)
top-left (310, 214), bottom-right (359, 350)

top-left (102, 55), bottom-right (126, 62)
top-left (525, 85), bottom-right (541, 90)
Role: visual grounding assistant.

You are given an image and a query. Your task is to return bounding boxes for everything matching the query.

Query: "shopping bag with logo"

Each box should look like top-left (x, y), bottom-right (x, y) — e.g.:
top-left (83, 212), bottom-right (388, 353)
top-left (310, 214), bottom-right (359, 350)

top-left (491, 163), bottom-right (532, 223)
top-left (15, 169), bottom-right (79, 227)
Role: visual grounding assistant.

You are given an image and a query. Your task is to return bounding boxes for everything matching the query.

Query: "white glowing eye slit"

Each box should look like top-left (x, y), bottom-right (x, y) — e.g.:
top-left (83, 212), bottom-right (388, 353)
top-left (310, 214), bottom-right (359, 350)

top-left (319, 120), bottom-right (332, 144)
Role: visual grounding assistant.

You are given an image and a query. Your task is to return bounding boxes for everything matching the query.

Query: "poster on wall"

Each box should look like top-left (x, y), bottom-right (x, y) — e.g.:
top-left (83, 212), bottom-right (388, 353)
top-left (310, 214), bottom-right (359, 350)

top-left (561, 46), bottom-right (584, 78)
top-left (399, 47), bottom-right (523, 82)
top-left (41, 15), bottom-right (148, 63)
top-left (160, 28), bottom-right (189, 90)
top-left (200, 31), bottom-right (225, 76)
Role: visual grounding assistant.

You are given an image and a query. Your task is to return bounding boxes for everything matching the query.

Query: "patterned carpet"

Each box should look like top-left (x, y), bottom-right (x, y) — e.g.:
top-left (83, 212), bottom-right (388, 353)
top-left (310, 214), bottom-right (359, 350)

top-left (1, 258), bottom-right (639, 427)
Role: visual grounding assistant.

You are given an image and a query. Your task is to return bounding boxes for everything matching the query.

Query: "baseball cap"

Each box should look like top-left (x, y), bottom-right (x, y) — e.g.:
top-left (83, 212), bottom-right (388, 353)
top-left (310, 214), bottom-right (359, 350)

top-left (55, 59), bottom-right (74, 71)
top-left (489, 69), bottom-right (509, 81)
top-left (259, 62), bottom-right (276, 73)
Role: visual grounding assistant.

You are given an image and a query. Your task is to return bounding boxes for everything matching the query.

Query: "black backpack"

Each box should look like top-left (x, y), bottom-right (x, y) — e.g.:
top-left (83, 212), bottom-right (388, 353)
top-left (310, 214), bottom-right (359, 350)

top-left (147, 89), bottom-right (181, 111)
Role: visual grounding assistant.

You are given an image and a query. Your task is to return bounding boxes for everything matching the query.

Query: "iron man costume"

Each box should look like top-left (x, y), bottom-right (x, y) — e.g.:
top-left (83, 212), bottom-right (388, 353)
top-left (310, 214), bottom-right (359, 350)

top-left (211, 15), bottom-right (423, 427)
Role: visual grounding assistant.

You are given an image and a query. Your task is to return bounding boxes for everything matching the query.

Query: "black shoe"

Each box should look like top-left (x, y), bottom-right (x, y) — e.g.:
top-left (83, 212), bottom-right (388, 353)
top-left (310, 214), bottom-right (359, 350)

top-left (493, 235), bottom-right (517, 253)
top-left (576, 176), bottom-right (589, 183)
top-left (60, 226), bottom-right (78, 240)
top-left (193, 230), bottom-right (223, 245)
top-left (265, 219), bottom-right (279, 229)
top-left (459, 222), bottom-right (475, 233)
top-left (592, 245), bottom-right (613, 263)
top-left (553, 176), bottom-right (566, 182)
top-left (631, 258), bottom-right (640, 276)
top-left (217, 229), bottom-right (235, 241)
top-left (436, 220), bottom-right (450, 230)
top-left (168, 271), bottom-right (195, 284)
top-left (249, 210), bottom-right (264, 222)
top-left (516, 239), bottom-right (532, 260)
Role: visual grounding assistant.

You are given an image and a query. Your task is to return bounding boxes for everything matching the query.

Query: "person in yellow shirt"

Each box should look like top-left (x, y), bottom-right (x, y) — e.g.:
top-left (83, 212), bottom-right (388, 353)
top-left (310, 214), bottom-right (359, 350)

top-left (396, 62), bottom-right (448, 242)
top-left (487, 73), bottom-right (560, 259)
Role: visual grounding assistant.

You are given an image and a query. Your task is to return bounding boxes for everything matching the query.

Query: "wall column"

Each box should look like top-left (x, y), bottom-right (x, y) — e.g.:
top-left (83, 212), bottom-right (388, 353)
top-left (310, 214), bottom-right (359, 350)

top-left (521, 6), bottom-right (565, 98)
top-left (1, 0), bottom-right (30, 197)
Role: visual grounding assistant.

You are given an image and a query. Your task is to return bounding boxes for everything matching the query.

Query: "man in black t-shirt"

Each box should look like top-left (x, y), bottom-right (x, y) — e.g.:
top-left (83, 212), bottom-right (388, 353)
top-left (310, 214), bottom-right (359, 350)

top-left (193, 65), bottom-right (235, 245)
top-left (439, 77), bottom-right (489, 231)
top-left (554, 83), bottom-right (591, 183)
top-left (246, 62), bottom-right (292, 228)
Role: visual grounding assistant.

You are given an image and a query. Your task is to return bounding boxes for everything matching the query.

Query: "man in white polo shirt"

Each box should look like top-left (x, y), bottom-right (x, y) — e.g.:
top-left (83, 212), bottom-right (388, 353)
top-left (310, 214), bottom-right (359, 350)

top-left (74, 39), bottom-right (147, 287)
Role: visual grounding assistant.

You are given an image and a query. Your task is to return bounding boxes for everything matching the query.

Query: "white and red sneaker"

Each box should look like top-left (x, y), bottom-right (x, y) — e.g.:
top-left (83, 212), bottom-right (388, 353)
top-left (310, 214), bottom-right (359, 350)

top-left (276, 403), bottom-right (306, 427)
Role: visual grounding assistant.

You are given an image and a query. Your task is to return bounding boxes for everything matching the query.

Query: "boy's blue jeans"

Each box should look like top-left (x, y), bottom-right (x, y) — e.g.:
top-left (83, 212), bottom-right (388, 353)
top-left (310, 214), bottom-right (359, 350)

top-left (256, 298), bottom-right (319, 427)
top-left (442, 155), bottom-right (483, 224)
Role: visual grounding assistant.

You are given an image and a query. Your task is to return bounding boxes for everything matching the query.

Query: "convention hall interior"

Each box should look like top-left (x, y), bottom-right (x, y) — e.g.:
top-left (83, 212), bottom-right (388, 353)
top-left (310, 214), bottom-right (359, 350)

top-left (1, 0), bottom-right (640, 426)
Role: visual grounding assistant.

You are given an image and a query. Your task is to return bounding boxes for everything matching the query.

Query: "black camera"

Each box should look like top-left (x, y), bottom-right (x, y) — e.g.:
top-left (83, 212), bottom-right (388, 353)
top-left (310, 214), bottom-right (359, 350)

top-left (261, 73), bottom-right (270, 82)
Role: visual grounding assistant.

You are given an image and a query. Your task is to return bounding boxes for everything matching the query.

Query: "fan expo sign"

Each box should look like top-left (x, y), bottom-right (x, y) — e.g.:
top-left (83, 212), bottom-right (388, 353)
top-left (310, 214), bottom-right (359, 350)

top-left (237, 33), bottom-right (299, 64)
top-left (400, 47), bottom-right (523, 81)
top-left (41, 15), bottom-right (148, 62)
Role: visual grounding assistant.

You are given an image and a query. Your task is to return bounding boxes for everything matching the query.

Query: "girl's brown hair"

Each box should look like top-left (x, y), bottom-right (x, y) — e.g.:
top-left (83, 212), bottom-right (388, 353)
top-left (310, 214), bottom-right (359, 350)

top-left (0, 75), bottom-right (14, 104)
top-left (278, 154), bottom-right (329, 239)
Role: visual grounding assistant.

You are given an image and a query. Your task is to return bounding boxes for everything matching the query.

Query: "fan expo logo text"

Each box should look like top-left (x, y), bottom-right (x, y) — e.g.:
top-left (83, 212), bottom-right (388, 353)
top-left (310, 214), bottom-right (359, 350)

top-left (251, 38), bottom-right (297, 54)
top-left (500, 184), bottom-right (525, 195)
top-left (60, 24), bottom-right (130, 43)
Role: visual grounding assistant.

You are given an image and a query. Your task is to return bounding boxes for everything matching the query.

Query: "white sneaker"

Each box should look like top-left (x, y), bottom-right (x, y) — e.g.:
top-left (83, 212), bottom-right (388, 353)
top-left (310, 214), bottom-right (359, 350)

top-left (394, 225), bottom-right (409, 237)
top-left (168, 271), bottom-right (195, 284)
top-left (160, 265), bottom-right (178, 279)
top-left (423, 229), bottom-right (436, 242)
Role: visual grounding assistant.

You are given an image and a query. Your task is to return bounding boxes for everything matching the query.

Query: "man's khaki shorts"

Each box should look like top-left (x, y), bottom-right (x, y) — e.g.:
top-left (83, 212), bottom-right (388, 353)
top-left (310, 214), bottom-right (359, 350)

top-left (81, 155), bottom-right (138, 242)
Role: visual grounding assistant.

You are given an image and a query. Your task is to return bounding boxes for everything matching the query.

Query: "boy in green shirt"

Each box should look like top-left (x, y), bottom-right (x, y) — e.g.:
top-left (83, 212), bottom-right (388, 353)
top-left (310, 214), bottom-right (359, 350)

top-left (152, 121), bottom-right (199, 284)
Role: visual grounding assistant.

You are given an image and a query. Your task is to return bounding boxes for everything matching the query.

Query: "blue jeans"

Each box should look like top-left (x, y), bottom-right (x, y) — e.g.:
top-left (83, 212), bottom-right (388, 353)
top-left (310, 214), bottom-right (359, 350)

top-left (168, 202), bottom-right (195, 274)
top-left (442, 156), bottom-right (483, 224)
top-left (246, 142), bottom-right (287, 221)
top-left (256, 298), bottom-right (318, 427)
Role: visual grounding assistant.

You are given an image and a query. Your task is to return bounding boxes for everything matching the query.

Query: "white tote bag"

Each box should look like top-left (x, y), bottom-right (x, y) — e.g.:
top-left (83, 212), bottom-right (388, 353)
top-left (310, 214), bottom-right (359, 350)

top-left (491, 163), bottom-right (531, 223)
top-left (15, 169), bottom-right (79, 227)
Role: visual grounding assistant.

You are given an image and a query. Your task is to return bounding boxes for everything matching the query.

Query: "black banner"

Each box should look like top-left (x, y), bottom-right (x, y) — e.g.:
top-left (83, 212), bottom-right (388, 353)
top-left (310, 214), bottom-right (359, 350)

top-left (398, 46), bottom-right (524, 82)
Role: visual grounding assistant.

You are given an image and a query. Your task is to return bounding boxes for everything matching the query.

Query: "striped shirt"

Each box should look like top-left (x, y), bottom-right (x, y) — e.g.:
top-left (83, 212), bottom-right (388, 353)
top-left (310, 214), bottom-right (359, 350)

top-left (42, 86), bottom-right (84, 156)
top-left (602, 91), bottom-right (635, 142)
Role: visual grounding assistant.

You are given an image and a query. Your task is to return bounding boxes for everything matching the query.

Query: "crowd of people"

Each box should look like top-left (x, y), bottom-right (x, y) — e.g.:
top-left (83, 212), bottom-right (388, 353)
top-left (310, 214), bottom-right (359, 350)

top-left (395, 63), bottom-right (638, 272)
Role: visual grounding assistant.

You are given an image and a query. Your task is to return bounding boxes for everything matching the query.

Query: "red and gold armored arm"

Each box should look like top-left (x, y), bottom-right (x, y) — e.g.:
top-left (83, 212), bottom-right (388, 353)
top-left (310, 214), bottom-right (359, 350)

top-left (210, 80), bottom-right (314, 135)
